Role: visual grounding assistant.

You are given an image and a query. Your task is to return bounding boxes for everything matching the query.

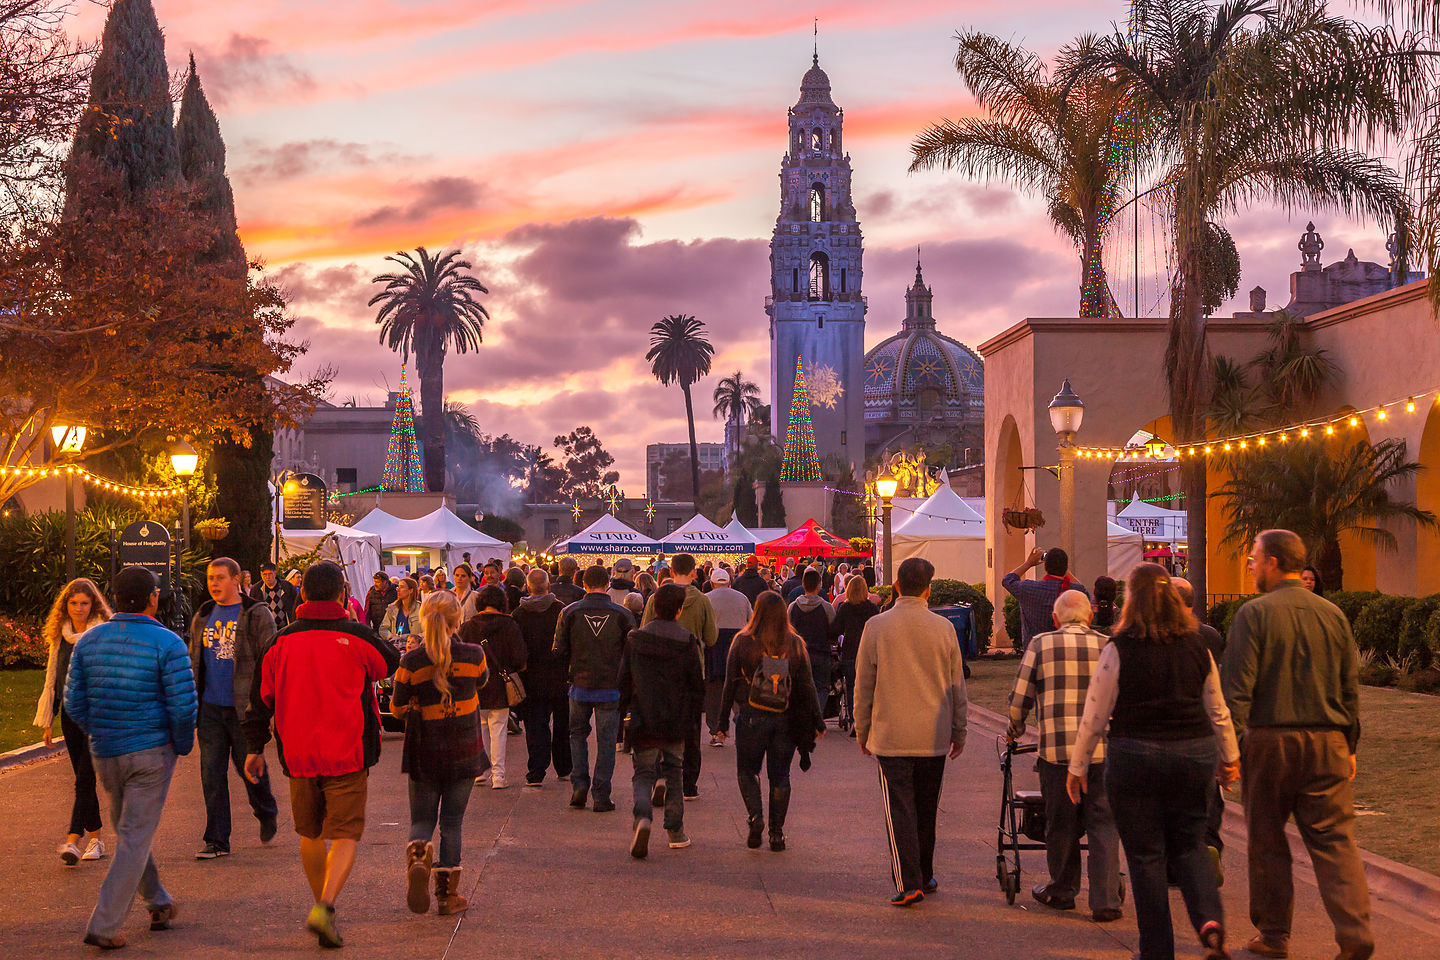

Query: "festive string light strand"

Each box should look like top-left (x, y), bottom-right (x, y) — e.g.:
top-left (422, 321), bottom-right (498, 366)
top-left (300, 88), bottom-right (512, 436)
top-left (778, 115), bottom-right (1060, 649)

top-left (0, 465), bottom-right (184, 499)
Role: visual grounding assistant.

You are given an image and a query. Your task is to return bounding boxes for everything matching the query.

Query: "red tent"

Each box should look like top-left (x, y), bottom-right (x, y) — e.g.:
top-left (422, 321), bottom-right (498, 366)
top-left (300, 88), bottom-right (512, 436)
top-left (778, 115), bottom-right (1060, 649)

top-left (1144, 545), bottom-right (1175, 560)
top-left (756, 519), bottom-right (865, 558)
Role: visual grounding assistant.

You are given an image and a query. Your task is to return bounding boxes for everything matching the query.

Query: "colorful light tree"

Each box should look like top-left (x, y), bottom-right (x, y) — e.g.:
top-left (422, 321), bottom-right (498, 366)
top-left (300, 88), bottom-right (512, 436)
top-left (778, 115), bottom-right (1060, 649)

top-left (382, 367), bottom-right (425, 492)
top-left (780, 354), bottom-right (821, 482)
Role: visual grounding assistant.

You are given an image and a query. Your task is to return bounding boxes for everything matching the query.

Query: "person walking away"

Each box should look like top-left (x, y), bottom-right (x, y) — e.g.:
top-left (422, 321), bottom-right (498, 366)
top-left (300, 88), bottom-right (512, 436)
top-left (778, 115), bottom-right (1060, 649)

top-left (457, 586), bottom-right (527, 789)
top-left (242, 561), bottom-right (402, 949)
top-left (1223, 531), bottom-right (1371, 960)
top-left (552, 557), bottom-right (585, 606)
top-left (512, 568), bottom-right (572, 786)
top-left (854, 558), bottom-right (967, 907)
top-left (1007, 590), bottom-right (1122, 922)
top-left (788, 569), bottom-right (837, 716)
top-left (1067, 563), bottom-right (1239, 960)
top-left (391, 591), bottom-right (487, 915)
top-left (607, 558), bottom-right (638, 606)
top-left (734, 556), bottom-right (768, 604)
top-left (188, 558), bottom-right (280, 860)
top-left (832, 577), bottom-right (879, 736)
top-left (379, 577), bottom-right (423, 650)
top-left (860, 560), bottom-right (876, 588)
top-left (703, 567), bottom-right (751, 747)
top-left (552, 564), bottom-right (635, 812)
top-left (620, 583), bottom-right (705, 857)
top-left (779, 565), bottom-right (803, 602)
top-left (65, 566), bottom-right (197, 949)
top-left (365, 573), bottom-right (396, 631)
top-left (716, 591), bottom-right (822, 851)
top-left (1091, 575), bottom-right (1118, 635)
top-left (251, 562), bottom-right (297, 630)
top-left (1173, 576), bottom-right (1227, 882)
top-left (36, 578), bottom-right (112, 866)
top-left (1002, 547), bottom-right (1090, 651)
top-left (641, 553), bottom-right (716, 801)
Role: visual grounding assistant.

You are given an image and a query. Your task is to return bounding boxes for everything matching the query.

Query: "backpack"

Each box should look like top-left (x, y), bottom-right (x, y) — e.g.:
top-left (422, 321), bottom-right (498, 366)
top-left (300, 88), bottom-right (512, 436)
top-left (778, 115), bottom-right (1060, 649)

top-left (748, 653), bottom-right (792, 713)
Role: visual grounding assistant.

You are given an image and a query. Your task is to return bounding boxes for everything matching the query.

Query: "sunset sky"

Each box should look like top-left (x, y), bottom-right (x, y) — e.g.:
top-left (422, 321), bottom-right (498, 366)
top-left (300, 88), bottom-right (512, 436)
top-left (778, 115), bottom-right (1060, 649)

top-left (70, 0), bottom-right (1400, 488)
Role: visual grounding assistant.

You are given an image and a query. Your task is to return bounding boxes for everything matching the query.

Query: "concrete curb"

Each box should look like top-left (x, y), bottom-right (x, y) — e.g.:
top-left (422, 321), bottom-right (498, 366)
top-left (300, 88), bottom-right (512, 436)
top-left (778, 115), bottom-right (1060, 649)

top-left (966, 701), bottom-right (1440, 930)
top-left (0, 738), bottom-right (64, 772)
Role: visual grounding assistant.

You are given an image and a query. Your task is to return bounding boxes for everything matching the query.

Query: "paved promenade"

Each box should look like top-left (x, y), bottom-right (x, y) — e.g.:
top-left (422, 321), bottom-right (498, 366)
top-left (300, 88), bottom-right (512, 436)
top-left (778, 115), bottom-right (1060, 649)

top-left (0, 708), bottom-right (1433, 959)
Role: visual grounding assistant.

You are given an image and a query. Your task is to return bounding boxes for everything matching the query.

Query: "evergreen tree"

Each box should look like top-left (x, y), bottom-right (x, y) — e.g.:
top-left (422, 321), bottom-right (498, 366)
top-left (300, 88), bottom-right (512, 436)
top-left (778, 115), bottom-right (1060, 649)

top-left (761, 479), bottom-right (786, 528)
top-left (177, 55), bottom-right (245, 277)
top-left (732, 470), bottom-right (758, 527)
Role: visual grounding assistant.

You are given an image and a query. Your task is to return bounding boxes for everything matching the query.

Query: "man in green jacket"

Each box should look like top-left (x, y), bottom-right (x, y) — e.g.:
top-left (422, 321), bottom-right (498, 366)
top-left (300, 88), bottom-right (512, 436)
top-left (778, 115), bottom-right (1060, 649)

top-left (1223, 529), bottom-right (1370, 960)
top-left (642, 553), bottom-right (716, 801)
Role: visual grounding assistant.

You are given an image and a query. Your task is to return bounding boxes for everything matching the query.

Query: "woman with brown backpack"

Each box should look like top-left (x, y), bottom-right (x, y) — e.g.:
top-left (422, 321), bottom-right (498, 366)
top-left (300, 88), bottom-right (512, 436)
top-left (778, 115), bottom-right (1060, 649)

top-left (716, 591), bottom-right (824, 851)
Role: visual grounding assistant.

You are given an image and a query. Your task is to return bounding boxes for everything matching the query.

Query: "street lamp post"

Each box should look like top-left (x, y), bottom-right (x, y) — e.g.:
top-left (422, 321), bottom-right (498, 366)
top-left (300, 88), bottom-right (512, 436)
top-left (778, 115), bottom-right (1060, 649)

top-left (1048, 380), bottom-right (1085, 561)
top-left (876, 467), bottom-right (898, 586)
top-left (170, 441), bottom-right (198, 558)
top-left (52, 424), bottom-right (87, 580)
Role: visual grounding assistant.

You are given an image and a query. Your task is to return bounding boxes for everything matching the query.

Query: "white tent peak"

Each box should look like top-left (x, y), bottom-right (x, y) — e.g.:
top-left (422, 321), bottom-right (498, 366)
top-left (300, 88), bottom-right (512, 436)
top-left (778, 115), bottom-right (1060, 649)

top-left (723, 517), bottom-right (755, 541)
top-left (669, 514), bottom-right (726, 537)
top-left (908, 483), bottom-right (983, 524)
top-left (1117, 492), bottom-right (1184, 519)
top-left (574, 514), bottom-right (649, 538)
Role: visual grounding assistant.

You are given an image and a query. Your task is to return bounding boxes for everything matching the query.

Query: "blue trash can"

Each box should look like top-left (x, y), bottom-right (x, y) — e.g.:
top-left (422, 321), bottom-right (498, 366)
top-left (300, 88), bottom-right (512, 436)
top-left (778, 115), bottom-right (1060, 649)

top-left (932, 604), bottom-right (978, 660)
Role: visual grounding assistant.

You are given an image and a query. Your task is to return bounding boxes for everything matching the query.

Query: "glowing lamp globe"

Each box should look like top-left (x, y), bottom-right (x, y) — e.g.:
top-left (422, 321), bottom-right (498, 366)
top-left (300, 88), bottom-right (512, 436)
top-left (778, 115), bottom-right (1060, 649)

top-left (170, 441), bottom-right (199, 477)
top-left (51, 424), bottom-right (87, 453)
top-left (875, 469), bottom-right (898, 501)
top-left (1048, 380), bottom-right (1084, 437)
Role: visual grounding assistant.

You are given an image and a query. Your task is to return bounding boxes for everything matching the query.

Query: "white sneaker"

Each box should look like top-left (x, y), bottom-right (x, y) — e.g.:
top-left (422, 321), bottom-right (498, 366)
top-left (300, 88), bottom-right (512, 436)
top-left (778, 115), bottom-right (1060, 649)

top-left (491, 776), bottom-right (509, 790)
top-left (59, 841), bottom-right (81, 866)
top-left (474, 771), bottom-right (490, 785)
top-left (81, 838), bottom-right (106, 861)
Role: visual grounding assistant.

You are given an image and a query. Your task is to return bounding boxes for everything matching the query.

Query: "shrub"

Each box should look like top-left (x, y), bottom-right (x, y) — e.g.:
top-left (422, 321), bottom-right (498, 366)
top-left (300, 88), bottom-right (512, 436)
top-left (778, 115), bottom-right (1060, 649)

top-left (1398, 596), bottom-right (1440, 669)
top-left (0, 615), bottom-right (47, 669)
top-left (1205, 597), bottom-right (1255, 639)
top-left (1003, 594), bottom-right (1021, 652)
top-left (1357, 649), bottom-right (1398, 687)
top-left (1327, 590), bottom-right (1383, 628)
top-left (1398, 666), bottom-right (1440, 694)
top-left (1351, 595), bottom-right (1410, 660)
top-left (926, 579), bottom-right (994, 652)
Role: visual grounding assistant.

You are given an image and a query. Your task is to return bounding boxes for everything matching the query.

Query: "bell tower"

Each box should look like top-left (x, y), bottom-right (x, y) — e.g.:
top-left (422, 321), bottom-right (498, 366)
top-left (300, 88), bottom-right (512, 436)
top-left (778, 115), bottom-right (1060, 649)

top-left (767, 52), bottom-right (866, 474)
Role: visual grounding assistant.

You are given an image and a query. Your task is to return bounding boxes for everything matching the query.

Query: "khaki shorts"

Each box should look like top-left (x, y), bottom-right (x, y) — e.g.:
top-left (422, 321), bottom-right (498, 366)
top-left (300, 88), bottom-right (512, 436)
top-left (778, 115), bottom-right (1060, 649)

top-left (289, 770), bottom-right (368, 840)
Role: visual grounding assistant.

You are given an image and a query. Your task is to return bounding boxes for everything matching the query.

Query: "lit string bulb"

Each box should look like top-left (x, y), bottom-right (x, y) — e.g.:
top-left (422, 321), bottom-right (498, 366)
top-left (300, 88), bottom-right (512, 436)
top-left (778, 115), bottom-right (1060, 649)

top-left (381, 366), bottom-right (426, 493)
top-left (779, 355), bottom-right (821, 482)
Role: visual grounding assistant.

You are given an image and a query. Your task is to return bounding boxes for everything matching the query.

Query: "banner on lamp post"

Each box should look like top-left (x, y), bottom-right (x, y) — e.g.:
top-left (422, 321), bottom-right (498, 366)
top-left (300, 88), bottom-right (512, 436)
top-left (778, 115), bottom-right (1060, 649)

top-left (118, 520), bottom-right (171, 593)
top-left (283, 473), bottom-right (327, 531)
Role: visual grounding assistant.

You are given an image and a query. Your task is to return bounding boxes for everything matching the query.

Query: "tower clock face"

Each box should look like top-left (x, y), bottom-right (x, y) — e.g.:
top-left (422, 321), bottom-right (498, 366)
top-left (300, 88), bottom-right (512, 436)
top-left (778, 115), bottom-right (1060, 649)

top-left (866, 355), bottom-right (892, 388)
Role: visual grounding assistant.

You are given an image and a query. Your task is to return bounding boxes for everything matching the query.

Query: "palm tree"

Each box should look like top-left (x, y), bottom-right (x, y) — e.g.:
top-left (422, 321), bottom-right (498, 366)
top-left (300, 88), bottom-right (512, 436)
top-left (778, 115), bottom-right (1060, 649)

top-left (369, 247), bottom-right (488, 492)
top-left (910, 30), bottom-right (1141, 316)
top-left (1066, 0), bottom-right (1423, 609)
top-left (1217, 437), bottom-right (1435, 589)
top-left (646, 314), bottom-right (714, 502)
top-left (712, 370), bottom-right (761, 465)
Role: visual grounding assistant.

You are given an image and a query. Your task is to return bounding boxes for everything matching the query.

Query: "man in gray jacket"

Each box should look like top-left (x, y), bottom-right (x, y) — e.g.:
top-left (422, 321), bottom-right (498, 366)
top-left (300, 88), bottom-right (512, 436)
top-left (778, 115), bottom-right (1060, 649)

top-left (855, 557), bottom-right (967, 908)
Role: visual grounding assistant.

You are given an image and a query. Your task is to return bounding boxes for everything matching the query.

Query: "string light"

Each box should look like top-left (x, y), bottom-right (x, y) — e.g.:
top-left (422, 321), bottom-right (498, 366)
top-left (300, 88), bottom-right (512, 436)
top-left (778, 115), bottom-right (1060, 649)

top-left (779, 354), bottom-right (821, 482)
top-left (381, 366), bottom-right (425, 493)
top-left (0, 465), bottom-right (184, 500)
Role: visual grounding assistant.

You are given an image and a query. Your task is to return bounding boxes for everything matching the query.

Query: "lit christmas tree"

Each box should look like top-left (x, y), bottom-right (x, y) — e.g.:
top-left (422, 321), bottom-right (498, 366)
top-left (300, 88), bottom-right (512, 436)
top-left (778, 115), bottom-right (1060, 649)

top-left (382, 367), bottom-right (425, 492)
top-left (780, 354), bottom-right (821, 482)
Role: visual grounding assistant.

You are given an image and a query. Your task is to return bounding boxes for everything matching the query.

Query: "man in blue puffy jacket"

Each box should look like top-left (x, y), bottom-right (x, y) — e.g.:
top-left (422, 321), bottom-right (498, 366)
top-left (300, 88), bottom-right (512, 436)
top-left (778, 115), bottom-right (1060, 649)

top-left (66, 565), bottom-right (197, 950)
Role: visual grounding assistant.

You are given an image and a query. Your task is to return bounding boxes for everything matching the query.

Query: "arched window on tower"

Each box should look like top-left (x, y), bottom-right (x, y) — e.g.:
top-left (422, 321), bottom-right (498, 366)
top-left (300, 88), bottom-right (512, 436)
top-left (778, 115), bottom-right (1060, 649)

top-left (808, 252), bottom-right (829, 301)
top-left (792, 267), bottom-right (799, 294)
top-left (809, 183), bottom-right (825, 222)
top-left (811, 129), bottom-right (823, 152)
top-left (793, 130), bottom-right (804, 154)
top-left (830, 127), bottom-right (840, 153)
top-left (840, 268), bottom-right (847, 294)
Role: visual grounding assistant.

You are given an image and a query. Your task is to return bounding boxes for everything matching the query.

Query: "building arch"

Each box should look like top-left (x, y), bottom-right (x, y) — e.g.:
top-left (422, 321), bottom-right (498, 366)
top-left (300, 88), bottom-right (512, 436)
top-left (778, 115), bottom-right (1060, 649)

top-left (993, 414), bottom-right (1029, 643)
top-left (809, 182), bottom-right (825, 221)
top-left (808, 251), bottom-right (830, 301)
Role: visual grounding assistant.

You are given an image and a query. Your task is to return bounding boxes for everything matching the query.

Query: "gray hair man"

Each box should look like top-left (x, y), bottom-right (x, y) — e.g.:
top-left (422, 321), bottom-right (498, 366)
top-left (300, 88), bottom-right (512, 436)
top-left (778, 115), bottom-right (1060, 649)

top-left (1007, 588), bottom-right (1122, 921)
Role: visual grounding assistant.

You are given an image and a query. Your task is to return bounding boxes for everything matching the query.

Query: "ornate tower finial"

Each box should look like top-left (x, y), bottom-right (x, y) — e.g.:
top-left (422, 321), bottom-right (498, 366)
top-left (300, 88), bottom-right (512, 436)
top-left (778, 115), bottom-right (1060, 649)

top-left (915, 246), bottom-right (923, 286)
top-left (813, 18), bottom-right (818, 65)
top-left (1299, 220), bottom-right (1324, 271)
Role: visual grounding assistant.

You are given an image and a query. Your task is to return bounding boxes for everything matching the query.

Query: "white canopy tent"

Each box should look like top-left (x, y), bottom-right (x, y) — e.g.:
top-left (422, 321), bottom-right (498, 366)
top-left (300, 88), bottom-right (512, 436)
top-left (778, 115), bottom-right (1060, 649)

top-left (892, 485), bottom-right (986, 581)
top-left (722, 517), bottom-right (757, 543)
top-left (660, 515), bottom-right (755, 554)
top-left (559, 514), bottom-right (658, 556)
top-left (1114, 492), bottom-right (1187, 544)
top-left (1105, 521), bottom-right (1145, 580)
top-left (353, 506), bottom-right (512, 568)
top-left (274, 523), bottom-right (383, 602)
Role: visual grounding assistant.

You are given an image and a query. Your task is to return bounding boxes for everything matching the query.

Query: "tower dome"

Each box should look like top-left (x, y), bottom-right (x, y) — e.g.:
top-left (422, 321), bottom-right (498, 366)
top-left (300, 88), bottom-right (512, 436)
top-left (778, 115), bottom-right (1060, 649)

top-left (797, 54), bottom-right (834, 105)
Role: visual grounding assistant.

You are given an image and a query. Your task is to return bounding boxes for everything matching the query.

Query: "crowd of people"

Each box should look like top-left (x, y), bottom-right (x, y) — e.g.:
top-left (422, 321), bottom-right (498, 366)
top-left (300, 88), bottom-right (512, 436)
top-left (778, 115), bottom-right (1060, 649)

top-left (31, 531), bottom-right (1372, 959)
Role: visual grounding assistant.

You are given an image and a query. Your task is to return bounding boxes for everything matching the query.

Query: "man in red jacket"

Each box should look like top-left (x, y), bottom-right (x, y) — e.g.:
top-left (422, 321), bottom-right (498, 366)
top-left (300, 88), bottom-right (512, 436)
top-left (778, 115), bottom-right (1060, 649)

top-left (243, 561), bottom-right (400, 949)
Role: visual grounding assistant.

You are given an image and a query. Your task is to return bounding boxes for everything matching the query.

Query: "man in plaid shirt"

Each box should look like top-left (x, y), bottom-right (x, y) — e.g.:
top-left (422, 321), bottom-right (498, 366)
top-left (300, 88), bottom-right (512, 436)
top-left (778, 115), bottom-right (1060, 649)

top-left (1007, 590), bottom-right (1122, 922)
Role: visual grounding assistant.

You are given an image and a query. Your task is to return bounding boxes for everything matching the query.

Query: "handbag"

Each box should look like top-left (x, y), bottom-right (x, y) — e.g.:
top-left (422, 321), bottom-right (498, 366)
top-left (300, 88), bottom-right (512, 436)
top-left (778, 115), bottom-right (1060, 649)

top-left (479, 637), bottom-right (526, 706)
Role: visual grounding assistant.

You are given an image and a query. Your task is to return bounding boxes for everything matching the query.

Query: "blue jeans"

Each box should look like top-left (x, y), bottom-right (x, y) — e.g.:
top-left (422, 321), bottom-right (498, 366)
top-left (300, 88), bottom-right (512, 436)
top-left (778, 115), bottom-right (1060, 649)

top-left (198, 702), bottom-right (277, 849)
top-left (1106, 736), bottom-right (1224, 960)
top-left (631, 741), bottom-right (684, 831)
top-left (88, 745), bottom-right (177, 939)
top-left (408, 776), bottom-right (474, 867)
top-left (810, 656), bottom-right (832, 716)
top-left (568, 698), bottom-right (620, 803)
top-left (734, 709), bottom-right (796, 788)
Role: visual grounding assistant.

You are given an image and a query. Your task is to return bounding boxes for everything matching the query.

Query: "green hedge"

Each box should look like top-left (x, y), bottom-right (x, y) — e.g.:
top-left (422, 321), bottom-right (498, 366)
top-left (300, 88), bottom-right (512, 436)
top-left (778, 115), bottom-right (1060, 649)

top-left (869, 580), bottom-right (994, 654)
top-left (1003, 595), bottom-right (1020, 651)
top-left (1351, 595), bottom-right (1410, 662)
top-left (1398, 596), bottom-right (1440, 669)
top-left (1326, 591), bottom-right (1384, 628)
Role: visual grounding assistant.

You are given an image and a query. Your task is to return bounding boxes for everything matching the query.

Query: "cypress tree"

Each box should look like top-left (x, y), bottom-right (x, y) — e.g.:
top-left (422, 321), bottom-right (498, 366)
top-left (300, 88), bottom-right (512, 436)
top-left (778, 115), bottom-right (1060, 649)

top-left (761, 479), bottom-right (786, 528)
top-left (176, 56), bottom-right (272, 572)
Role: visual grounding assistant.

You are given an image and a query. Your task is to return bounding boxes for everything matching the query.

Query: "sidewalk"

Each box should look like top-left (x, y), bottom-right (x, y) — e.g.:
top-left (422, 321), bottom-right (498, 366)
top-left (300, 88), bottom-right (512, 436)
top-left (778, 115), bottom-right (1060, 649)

top-left (0, 708), bottom-right (1433, 959)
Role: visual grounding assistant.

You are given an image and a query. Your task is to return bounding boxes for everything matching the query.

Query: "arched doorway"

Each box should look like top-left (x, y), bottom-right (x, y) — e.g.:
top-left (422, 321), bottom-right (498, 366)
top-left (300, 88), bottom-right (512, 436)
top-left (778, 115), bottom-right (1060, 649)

top-left (993, 415), bottom-right (1028, 642)
top-left (1414, 398), bottom-right (1440, 594)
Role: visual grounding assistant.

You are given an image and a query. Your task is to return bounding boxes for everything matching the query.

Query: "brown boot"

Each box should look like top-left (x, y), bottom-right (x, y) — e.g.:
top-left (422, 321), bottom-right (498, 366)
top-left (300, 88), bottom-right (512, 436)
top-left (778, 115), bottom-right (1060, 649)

top-left (434, 867), bottom-right (469, 916)
top-left (405, 840), bottom-right (433, 914)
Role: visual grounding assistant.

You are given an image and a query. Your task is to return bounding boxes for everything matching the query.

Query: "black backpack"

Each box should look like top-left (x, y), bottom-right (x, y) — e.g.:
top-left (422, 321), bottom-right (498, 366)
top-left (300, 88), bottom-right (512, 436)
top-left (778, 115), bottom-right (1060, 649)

top-left (747, 653), bottom-right (791, 713)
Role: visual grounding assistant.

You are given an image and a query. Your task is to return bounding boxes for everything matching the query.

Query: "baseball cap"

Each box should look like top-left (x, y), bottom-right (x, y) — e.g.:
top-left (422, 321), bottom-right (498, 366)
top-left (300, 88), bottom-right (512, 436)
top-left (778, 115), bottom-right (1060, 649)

top-left (613, 558), bottom-right (634, 573)
top-left (746, 554), bottom-right (759, 567)
top-left (711, 568), bottom-right (731, 584)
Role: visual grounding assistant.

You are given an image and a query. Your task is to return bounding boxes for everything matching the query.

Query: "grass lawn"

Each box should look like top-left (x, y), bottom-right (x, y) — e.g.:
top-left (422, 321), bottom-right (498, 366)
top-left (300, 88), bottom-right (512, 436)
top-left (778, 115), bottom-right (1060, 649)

top-left (964, 658), bottom-right (1440, 878)
top-left (0, 669), bottom-right (45, 755)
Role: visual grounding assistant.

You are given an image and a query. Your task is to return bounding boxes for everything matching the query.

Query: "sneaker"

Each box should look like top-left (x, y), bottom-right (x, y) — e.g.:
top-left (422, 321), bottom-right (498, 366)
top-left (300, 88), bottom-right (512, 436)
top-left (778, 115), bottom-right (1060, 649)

top-left (60, 841), bottom-right (82, 866)
top-left (491, 776), bottom-right (509, 790)
top-left (82, 933), bottom-right (126, 950)
top-left (592, 799), bottom-right (616, 813)
top-left (81, 838), bottom-right (106, 861)
top-left (1093, 907), bottom-right (1123, 923)
top-left (651, 782), bottom-right (666, 808)
top-left (630, 818), bottom-right (651, 859)
top-left (474, 771), bottom-right (490, 784)
top-left (194, 843), bottom-right (229, 860)
top-left (306, 903), bottom-right (343, 949)
top-left (148, 902), bottom-right (177, 931)
top-left (1201, 921), bottom-right (1230, 960)
top-left (922, 877), bottom-right (938, 895)
top-left (569, 786), bottom-right (588, 809)
top-left (666, 830), bottom-right (691, 849)
top-left (890, 889), bottom-right (924, 907)
top-left (260, 817), bottom-right (277, 844)
top-left (523, 778), bottom-right (544, 788)
top-left (709, 735), bottom-right (723, 747)
top-left (1244, 936), bottom-right (1288, 958)
top-left (683, 790), bottom-right (700, 802)
top-left (1031, 883), bottom-right (1076, 910)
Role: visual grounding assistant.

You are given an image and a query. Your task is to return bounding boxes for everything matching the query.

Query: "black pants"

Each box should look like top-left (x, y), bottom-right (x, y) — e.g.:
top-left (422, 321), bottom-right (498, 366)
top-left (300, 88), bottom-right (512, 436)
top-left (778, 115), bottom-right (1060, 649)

top-left (522, 684), bottom-right (571, 783)
top-left (1037, 758), bottom-right (1122, 911)
top-left (60, 708), bottom-right (102, 836)
top-left (876, 755), bottom-right (946, 893)
top-left (682, 713), bottom-right (702, 796)
top-left (198, 702), bottom-right (277, 850)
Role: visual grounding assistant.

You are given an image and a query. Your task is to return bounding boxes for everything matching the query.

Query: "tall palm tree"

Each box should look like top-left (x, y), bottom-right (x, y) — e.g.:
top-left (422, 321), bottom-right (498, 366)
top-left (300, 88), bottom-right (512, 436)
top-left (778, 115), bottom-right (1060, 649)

top-left (646, 314), bottom-right (714, 502)
top-left (1067, 0), bottom-right (1423, 609)
top-left (1217, 437), bottom-right (1435, 589)
top-left (910, 30), bottom-right (1141, 316)
top-left (369, 247), bottom-right (488, 492)
top-left (712, 370), bottom-right (761, 465)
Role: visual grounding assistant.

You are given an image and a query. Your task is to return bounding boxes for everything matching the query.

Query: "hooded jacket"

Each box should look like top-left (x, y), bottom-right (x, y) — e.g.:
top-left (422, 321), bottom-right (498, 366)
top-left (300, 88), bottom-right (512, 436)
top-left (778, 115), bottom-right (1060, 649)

top-left (618, 620), bottom-right (704, 743)
top-left (458, 611), bottom-right (528, 710)
top-left (606, 578), bottom-right (637, 607)
top-left (788, 594), bottom-right (837, 661)
top-left (512, 593), bottom-right (568, 691)
top-left (552, 592), bottom-right (636, 692)
top-left (188, 593), bottom-right (277, 710)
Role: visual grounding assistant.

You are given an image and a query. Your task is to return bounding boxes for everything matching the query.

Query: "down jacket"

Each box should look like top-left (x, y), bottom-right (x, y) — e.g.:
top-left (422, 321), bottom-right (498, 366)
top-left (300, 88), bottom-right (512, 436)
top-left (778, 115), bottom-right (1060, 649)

top-left (64, 613), bottom-right (198, 759)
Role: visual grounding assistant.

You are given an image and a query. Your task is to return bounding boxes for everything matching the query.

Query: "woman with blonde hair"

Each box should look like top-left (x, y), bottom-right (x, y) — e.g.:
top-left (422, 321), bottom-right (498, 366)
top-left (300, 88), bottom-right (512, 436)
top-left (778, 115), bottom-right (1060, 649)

top-left (34, 577), bottom-right (113, 865)
top-left (391, 590), bottom-right (487, 916)
top-left (1067, 563), bottom-right (1240, 960)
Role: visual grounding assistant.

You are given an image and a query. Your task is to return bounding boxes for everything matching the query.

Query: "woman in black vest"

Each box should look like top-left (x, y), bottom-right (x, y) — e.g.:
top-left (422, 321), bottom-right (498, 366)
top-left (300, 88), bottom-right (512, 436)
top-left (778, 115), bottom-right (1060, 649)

top-left (1067, 563), bottom-right (1240, 960)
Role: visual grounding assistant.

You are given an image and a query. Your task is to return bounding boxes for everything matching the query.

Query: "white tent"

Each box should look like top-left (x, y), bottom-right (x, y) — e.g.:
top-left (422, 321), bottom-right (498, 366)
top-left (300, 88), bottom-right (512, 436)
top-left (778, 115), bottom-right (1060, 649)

top-left (351, 508), bottom-right (407, 541)
top-left (723, 517), bottom-right (757, 543)
top-left (1106, 521), bottom-right (1145, 580)
top-left (353, 506), bottom-right (512, 567)
top-left (661, 515), bottom-right (755, 553)
top-left (892, 485), bottom-right (986, 581)
top-left (275, 523), bottom-right (383, 602)
top-left (561, 514), bottom-right (658, 555)
top-left (1115, 492), bottom-right (1187, 543)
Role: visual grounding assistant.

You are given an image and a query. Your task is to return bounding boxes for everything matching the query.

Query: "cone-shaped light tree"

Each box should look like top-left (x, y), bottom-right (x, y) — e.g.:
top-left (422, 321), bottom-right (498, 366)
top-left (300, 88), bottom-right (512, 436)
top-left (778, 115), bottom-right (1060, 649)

top-left (779, 356), bottom-right (821, 482)
top-left (382, 368), bottom-right (426, 492)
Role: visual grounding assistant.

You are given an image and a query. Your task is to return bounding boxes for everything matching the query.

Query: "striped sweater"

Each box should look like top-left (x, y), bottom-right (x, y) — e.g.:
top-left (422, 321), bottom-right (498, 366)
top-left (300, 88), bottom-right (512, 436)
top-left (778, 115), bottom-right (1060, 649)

top-left (391, 639), bottom-right (488, 783)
